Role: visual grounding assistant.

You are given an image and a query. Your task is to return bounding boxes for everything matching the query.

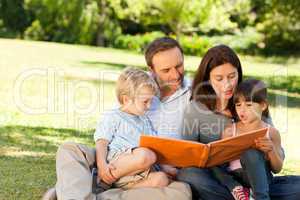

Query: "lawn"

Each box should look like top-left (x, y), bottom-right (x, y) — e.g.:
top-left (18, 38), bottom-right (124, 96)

top-left (0, 38), bottom-right (299, 200)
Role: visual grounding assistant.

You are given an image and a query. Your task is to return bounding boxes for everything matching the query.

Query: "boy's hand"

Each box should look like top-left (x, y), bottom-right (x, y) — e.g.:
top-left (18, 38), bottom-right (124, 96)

top-left (98, 163), bottom-right (117, 184)
top-left (255, 137), bottom-right (275, 154)
top-left (160, 164), bottom-right (178, 178)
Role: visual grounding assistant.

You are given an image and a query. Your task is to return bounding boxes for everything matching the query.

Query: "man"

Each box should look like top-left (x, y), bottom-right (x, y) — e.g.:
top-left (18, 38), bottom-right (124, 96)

top-left (44, 37), bottom-right (192, 200)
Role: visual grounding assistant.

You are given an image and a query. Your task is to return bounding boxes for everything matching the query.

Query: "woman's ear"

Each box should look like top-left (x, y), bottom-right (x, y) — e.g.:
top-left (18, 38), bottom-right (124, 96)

top-left (260, 101), bottom-right (268, 111)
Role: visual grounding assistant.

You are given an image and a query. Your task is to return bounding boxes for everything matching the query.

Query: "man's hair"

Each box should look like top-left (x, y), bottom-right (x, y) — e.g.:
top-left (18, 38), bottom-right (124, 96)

top-left (145, 37), bottom-right (183, 68)
top-left (116, 67), bottom-right (159, 104)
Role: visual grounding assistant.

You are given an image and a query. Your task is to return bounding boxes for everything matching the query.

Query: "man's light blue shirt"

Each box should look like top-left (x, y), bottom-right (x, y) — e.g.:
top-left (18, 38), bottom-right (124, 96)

top-left (146, 78), bottom-right (191, 139)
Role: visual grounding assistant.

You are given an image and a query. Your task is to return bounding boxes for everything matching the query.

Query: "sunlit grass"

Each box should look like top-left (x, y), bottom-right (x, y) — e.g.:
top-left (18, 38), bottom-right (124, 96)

top-left (0, 38), bottom-right (299, 200)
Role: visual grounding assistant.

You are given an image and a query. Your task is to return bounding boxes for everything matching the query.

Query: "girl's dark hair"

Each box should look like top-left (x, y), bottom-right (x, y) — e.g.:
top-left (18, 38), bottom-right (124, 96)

top-left (191, 44), bottom-right (243, 112)
top-left (233, 79), bottom-right (270, 119)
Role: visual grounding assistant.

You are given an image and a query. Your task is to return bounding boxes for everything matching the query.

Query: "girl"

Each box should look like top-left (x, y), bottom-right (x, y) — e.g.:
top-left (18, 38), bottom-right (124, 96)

top-left (212, 79), bottom-right (283, 200)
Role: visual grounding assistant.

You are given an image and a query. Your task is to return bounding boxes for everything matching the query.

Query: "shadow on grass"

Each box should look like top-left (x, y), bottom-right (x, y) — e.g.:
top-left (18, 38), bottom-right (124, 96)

top-left (244, 75), bottom-right (300, 94)
top-left (82, 60), bottom-right (196, 80)
top-left (86, 60), bottom-right (298, 94)
top-left (64, 75), bottom-right (117, 86)
top-left (0, 125), bottom-right (94, 154)
top-left (0, 125), bottom-right (96, 200)
top-left (81, 60), bottom-right (147, 71)
top-left (268, 91), bottom-right (300, 109)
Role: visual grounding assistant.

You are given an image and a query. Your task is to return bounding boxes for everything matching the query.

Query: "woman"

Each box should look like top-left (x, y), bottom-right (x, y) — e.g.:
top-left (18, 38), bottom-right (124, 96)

top-left (177, 44), bottom-right (300, 200)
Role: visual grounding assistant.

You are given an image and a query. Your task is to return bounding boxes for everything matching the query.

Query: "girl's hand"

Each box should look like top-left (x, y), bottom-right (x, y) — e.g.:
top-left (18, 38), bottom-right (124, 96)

top-left (255, 136), bottom-right (275, 154)
top-left (98, 162), bottom-right (117, 185)
top-left (160, 164), bottom-right (178, 178)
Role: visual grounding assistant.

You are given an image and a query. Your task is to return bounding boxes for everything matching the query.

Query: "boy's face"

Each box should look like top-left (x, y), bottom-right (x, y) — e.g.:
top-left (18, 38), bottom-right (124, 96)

top-left (235, 97), bottom-right (266, 124)
top-left (123, 86), bottom-right (155, 116)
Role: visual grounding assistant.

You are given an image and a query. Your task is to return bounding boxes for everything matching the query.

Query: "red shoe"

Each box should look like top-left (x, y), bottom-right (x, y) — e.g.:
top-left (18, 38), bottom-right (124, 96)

top-left (231, 186), bottom-right (250, 200)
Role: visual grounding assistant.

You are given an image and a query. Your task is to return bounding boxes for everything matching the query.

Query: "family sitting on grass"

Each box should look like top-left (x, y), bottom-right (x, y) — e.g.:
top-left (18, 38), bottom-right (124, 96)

top-left (45, 37), bottom-right (300, 200)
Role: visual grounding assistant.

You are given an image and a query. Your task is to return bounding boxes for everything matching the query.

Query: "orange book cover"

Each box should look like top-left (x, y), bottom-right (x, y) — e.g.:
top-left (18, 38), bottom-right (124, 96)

top-left (139, 127), bottom-right (267, 168)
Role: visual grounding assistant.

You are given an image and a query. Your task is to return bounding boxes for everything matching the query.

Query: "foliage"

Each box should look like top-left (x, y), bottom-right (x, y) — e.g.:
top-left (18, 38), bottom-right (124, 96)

top-left (205, 27), bottom-right (264, 54)
top-left (179, 34), bottom-right (212, 56)
top-left (253, 0), bottom-right (300, 54)
top-left (0, 0), bottom-right (299, 54)
top-left (0, 0), bottom-right (31, 37)
top-left (23, 0), bottom-right (100, 44)
top-left (113, 31), bottom-right (165, 52)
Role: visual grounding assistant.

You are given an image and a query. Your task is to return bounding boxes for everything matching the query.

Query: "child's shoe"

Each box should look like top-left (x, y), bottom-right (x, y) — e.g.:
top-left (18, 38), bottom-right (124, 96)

top-left (231, 186), bottom-right (250, 200)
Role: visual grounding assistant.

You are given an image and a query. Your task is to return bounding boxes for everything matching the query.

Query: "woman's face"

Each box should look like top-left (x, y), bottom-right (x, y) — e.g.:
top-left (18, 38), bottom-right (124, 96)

top-left (209, 63), bottom-right (239, 101)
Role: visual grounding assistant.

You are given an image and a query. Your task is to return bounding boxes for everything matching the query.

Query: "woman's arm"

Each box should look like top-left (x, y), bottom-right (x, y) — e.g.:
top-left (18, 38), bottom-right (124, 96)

top-left (221, 124), bottom-right (234, 139)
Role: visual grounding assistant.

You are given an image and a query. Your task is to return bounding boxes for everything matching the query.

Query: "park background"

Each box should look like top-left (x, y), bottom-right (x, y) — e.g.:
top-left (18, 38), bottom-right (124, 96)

top-left (0, 0), bottom-right (299, 199)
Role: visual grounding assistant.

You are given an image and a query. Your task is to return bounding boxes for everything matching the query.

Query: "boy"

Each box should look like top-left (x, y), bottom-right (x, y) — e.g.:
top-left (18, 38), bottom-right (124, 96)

top-left (94, 67), bottom-right (169, 189)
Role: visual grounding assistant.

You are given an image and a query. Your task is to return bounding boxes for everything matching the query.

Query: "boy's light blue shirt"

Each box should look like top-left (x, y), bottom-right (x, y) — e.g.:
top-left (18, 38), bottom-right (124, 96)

top-left (94, 108), bottom-right (157, 154)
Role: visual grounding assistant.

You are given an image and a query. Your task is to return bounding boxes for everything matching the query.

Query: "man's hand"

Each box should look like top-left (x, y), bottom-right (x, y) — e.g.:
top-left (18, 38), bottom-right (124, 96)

top-left (255, 137), bottom-right (275, 154)
top-left (98, 162), bottom-right (117, 185)
top-left (160, 164), bottom-right (178, 178)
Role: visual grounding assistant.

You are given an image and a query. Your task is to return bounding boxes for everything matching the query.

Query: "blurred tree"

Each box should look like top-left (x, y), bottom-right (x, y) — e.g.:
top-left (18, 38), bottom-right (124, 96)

top-left (95, 0), bottom-right (122, 46)
top-left (1, 0), bottom-right (298, 54)
top-left (0, 0), bottom-right (31, 36)
top-left (24, 0), bottom-right (102, 44)
top-left (151, 0), bottom-right (188, 39)
top-left (253, 0), bottom-right (300, 53)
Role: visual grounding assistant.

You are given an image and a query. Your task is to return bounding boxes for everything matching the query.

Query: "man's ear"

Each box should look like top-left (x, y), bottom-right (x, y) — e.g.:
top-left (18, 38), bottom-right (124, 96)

top-left (149, 66), bottom-right (155, 73)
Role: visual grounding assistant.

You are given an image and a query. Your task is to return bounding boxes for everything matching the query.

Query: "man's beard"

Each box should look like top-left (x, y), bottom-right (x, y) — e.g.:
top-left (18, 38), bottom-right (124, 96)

top-left (155, 74), bottom-right (184, 93)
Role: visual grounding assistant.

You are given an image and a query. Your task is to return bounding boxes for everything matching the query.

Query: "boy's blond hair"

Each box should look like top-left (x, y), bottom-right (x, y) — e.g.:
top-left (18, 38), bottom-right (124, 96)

top-left (116, 67), bottom-right (159, 104)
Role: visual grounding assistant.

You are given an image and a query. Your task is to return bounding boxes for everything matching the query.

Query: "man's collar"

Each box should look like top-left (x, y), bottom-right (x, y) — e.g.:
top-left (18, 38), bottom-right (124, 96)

top-left (161, 77), bottom-right (191, 103)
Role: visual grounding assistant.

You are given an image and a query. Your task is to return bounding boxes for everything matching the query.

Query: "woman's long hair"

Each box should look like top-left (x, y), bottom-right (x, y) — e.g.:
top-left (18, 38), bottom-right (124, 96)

top-left (191, 44), bottom-right (243, 113)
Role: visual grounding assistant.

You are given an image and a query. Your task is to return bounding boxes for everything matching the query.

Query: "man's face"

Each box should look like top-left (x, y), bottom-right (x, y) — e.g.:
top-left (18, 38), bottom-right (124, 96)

top-left (151, 47), bottom-right (184, 97)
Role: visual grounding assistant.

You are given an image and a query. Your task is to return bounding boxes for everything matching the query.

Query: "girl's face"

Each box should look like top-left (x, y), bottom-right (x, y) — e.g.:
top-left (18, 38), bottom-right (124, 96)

top-left (209, 63), bottom-right (239, 101)
top-left (235, 97), bottom-right (267, 124)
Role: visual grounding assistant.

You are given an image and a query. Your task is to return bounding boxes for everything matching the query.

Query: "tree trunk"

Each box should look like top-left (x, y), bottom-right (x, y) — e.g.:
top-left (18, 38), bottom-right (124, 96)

top-left (96, 0), bottom-right (107, 46)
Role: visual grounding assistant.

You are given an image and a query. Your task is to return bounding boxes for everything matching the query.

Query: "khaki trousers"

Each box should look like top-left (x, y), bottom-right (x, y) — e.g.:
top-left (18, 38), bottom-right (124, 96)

top-left (55, 142), bottom-right (192, 200)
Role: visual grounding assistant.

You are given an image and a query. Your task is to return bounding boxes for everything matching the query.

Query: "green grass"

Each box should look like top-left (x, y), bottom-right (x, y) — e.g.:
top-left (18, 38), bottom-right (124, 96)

top-left (0, 38), bottom-right (300, 199)
top-left (0, 125), bottom-right (94, 200)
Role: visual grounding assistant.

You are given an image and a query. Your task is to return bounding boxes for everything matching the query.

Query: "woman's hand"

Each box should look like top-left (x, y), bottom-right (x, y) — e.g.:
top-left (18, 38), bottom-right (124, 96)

top-left (98, 162), bottom-right (117, 185)
top-left (160, 164), bottom-right (178, 178)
